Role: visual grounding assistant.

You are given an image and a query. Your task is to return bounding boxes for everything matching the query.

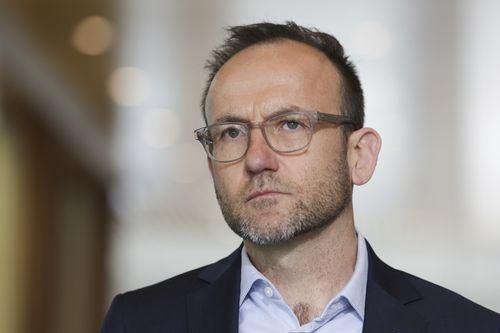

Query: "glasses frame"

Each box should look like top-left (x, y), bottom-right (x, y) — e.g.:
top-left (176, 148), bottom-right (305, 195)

top-left (194, 111), bottom-right (356, 163)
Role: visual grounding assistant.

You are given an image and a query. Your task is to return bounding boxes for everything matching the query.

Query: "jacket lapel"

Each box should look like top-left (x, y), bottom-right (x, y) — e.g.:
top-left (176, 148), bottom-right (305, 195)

top-left (185, 241), bottom-right (430, 333)
top-left (363, 242), bottom-right (429, 333)
top-left (186, 246), bottom-right (242, 333)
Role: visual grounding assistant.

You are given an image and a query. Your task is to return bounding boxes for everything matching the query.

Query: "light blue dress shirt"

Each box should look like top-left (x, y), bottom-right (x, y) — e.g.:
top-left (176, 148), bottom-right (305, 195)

top-left (239, 233), bottom-right (368, 333)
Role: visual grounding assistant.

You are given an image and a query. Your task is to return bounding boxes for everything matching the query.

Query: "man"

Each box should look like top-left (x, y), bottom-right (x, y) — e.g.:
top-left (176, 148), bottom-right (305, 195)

top-left (101, 22), bottom-right (500, 332)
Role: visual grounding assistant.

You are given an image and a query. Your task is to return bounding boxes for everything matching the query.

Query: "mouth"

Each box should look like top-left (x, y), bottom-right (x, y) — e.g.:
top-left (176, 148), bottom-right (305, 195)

top-left (246, 189), bottom-right (289, 202)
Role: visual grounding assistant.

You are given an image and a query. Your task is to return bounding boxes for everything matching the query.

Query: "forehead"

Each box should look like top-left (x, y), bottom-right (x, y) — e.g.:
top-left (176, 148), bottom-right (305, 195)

top-left (205, 40), bottom-right (342, 123)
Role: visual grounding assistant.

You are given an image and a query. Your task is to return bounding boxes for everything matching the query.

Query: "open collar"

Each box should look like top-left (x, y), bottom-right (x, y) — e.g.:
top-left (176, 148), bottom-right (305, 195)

top-left (239, 232), bottom-right (369, 320)
top-left (185, 241), bottom-right (430, 333)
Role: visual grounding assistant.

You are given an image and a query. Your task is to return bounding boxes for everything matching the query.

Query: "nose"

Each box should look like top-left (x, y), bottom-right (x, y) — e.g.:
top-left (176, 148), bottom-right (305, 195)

top-left (243, 128), bottom-right (279, 174)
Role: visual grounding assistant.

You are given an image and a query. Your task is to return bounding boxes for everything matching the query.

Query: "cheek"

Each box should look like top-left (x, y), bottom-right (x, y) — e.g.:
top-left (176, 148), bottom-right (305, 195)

top-left (286, 140), bottom-right (346, 182)
top-left (309, 132), bottom-right (346, 163)
top-left (279, 155), bottom-right (317, 189)
top-left (212, 165), bottom-right (243, 194)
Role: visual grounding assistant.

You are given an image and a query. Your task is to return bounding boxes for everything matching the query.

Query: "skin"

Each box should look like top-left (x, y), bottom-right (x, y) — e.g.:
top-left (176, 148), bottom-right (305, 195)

top-left (205, 40), bottom-right (381, 325)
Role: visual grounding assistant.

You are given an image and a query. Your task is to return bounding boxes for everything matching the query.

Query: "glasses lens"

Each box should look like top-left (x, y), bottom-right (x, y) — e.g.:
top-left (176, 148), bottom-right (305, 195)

top-left (205, 123), bottom-right (248, 162)
top-left (264, 113), bottom-right (312, 152)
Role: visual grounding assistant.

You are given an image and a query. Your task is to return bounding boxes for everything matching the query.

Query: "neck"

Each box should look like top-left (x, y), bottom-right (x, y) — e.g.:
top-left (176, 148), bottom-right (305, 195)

top-left (243, 206), bottom-right (358, 324)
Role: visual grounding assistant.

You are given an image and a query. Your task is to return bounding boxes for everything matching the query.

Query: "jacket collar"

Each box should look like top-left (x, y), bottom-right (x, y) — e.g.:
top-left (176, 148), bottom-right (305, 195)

top-left (363, 241), bottom-right (429, 333)
top-left (186, 241), bottom-right (430, 333)
top-left (187, 246), bottom-right (242, 333)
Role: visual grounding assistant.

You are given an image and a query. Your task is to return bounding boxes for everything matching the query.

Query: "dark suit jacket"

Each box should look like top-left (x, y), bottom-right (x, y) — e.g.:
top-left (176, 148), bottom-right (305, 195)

top-left (101, 242), bottom-right (500, 332)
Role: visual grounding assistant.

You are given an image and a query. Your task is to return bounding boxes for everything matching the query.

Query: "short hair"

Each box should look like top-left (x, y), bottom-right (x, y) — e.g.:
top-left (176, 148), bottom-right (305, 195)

top-left (201, 21), bottom-right (364, 134)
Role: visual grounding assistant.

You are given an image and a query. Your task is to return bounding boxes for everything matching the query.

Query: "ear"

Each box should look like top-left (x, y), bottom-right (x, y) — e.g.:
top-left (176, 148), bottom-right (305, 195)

top-left (347, 128), bottom-right (382, 185)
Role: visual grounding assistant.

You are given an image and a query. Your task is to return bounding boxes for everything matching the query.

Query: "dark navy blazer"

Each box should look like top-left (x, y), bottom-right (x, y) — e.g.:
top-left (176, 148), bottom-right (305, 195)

top-left (101, 242), bottom-right (500, 333)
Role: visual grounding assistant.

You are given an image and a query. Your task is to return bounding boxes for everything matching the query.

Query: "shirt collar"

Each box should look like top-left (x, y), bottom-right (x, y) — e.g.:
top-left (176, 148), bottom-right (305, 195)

top-left (240, 245), bottom-right (266, 306)
top-left (239, 232), bottom-right (368, 319)
top-left (337, 232), bottom-right (368, 319)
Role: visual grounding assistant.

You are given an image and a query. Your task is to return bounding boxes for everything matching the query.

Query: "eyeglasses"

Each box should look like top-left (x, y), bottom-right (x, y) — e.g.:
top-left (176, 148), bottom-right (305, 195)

top-left (194, 111), bottom-right (356, 163)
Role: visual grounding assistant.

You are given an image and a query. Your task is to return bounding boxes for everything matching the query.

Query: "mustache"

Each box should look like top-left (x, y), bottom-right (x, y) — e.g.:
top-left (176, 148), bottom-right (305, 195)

top-left (244, 173), bottom-right (295, 194)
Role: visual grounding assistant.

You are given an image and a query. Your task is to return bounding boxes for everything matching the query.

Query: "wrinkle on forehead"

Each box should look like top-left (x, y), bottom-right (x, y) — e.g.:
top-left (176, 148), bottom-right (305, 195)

top-left (205, 40), bottom-right (342, 124)
top-left (212, 104), bottom-right (310, 124)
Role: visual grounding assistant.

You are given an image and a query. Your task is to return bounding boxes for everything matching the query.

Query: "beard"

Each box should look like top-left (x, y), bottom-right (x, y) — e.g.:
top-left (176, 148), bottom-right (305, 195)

top-left (213, 149), bottom-right (352, 246)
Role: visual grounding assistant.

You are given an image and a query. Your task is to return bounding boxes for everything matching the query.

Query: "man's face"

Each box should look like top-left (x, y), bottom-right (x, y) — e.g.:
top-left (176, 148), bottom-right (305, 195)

top-left (205, 40), bottom-right (353, 246)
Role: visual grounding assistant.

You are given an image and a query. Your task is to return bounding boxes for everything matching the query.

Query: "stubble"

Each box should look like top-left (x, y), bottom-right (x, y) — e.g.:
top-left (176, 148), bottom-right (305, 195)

top-left (213, 150), bottom-right (352, 246)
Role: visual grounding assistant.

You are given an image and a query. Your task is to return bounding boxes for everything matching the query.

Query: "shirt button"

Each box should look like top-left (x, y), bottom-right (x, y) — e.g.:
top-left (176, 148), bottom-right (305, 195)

top-left (264, 286), bottom-right (274, 298)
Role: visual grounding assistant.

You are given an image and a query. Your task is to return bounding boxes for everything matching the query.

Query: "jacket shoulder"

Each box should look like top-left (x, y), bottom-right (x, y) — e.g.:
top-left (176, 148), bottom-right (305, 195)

top-left (119, 264), bottom-right (208, 303)
top-left (100, 266), bottom-right (207, 333)
top-left (100, 247), bottom-right (242, 333)
top-left (366, 241), bottom-right (500, 332)
top-left (401, 270), bottom-right (500, 330)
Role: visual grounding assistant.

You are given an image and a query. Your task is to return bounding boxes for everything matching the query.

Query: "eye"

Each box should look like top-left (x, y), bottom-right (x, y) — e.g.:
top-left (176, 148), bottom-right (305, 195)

top-left (221, 126), bottom-right (242, 139)
top-left (277, 118), bottom-right (307, 132)
top-left (283, 120), bottom-right (301, 130)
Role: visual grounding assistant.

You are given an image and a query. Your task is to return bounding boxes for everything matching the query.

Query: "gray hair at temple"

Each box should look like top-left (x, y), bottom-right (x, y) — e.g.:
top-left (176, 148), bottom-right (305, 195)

top-left (200, 21), bottom-right (365, 136)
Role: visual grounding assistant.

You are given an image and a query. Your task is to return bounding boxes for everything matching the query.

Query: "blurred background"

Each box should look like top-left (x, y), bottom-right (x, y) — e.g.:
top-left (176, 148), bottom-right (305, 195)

top-left (1, 0), bottom-right (499, 332)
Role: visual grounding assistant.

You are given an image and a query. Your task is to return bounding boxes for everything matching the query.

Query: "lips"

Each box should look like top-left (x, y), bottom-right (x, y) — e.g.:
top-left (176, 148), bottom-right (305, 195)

top-left (246, 189), bottom-right (289, 202)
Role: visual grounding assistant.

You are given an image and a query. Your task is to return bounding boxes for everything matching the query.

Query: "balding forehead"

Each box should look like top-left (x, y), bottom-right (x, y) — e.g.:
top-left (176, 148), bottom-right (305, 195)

top-left (205, 40), bottom-right (342, 123)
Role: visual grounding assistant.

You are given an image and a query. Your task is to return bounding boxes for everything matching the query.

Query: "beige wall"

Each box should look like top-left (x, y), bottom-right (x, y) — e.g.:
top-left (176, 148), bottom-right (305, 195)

top-left (0, 111), bottom-right (27, 333)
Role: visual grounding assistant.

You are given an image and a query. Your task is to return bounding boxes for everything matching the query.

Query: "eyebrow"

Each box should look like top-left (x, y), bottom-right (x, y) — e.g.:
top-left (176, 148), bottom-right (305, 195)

top-left (213, 114), bottom-right (248, 124)
top-left (212, 105), bottom-right (309, 124)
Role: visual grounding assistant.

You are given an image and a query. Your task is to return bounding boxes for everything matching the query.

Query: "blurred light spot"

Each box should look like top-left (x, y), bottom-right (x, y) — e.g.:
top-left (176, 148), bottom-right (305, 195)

top-left (71, 16), bottom-right (114, 56)
top-left (108, 67), bottom-right (150, 106)
top-left (141, 108), bottom-right (181, 148)
top-left (168, 143), bottom-right (206, 184)
top-left (351, 21), bottom-right (393, 60)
